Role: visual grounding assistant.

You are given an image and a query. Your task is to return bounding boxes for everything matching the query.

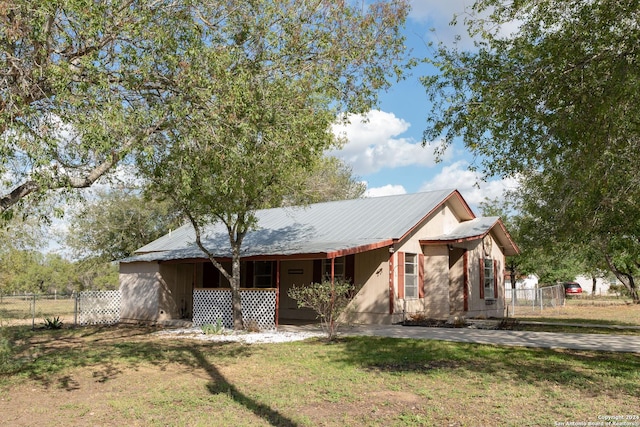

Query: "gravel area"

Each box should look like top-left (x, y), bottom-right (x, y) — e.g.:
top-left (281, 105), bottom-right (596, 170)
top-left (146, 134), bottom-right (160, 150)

top-left (154, 327), bottom-right (325, 344)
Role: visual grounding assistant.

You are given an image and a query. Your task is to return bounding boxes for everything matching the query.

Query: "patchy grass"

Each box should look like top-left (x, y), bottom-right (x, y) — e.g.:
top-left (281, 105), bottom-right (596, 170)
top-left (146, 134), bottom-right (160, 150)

top-left (0, 325), bottom-right (638, 426)
top-left (0, 296), bottom-right (76, 328)
top-left (515, 299), bottom-right (640, 327)
top-left (512, 323), bottom-right (640, 335)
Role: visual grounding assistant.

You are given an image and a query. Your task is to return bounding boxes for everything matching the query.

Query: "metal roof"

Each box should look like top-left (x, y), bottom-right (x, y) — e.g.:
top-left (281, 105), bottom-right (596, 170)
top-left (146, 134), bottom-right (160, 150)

top-left (122, 189), bottom-right (480, 263)
top-left (428, 217), bottom-right (499, 241)
top-left (422, 217), bottom-right (520, 256)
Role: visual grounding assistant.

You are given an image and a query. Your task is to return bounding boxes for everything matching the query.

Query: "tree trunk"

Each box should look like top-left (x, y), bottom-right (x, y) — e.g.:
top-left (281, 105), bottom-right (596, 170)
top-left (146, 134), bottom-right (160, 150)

top-left (628, 276), bottom-right (639, 303)
top-left (185, 211), bottom-right (246, 329)
top-left (604, 255), bottom-right (639, 303)
top-left (591, 275), bottom-right (597, 296)
top-left (231, 243), bottom-right (244, 330)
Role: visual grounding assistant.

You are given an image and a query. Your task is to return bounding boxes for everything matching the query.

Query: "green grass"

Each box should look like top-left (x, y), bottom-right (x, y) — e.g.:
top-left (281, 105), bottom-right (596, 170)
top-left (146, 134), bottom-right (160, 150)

top-left (513, 300), bottom-right (640, 333)
top-left (1, 325), bottom-right (639, 426)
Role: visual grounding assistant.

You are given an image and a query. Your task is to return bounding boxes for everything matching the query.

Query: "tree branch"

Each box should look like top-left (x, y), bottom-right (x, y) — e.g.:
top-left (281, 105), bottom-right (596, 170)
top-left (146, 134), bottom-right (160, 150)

top-left (0, 119), bottom-right (165, 214)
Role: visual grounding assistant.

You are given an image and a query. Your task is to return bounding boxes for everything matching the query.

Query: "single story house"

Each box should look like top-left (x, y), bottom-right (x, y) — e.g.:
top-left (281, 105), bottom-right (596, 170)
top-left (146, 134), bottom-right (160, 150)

top-left (119, 189), bottom-right (519, 326)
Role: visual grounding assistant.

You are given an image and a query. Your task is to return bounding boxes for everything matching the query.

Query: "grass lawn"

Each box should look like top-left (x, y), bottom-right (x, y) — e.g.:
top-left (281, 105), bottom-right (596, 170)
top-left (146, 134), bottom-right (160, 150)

top-left (1, 322), bottom-right (639, 427)
top-left (514, 298), bottom-right (640, 329)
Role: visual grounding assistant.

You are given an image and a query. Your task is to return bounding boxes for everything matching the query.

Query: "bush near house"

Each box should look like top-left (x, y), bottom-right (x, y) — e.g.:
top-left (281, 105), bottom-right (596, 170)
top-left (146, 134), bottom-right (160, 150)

top-left (288, 279), bottom-right (354, 340)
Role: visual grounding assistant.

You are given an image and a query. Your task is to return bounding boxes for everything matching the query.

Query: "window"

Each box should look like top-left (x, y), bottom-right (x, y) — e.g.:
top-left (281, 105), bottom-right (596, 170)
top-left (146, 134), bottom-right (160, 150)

top-left (253, 261), bottom-right (273, 288)
top-left (323, 257), bottom-right (345, 281)
top-left (404, 253), bottom-right (418, 299)
top-left (483, 258), bottom-right (495, 299)
top-left (202, 262), bottom-right (230, 288)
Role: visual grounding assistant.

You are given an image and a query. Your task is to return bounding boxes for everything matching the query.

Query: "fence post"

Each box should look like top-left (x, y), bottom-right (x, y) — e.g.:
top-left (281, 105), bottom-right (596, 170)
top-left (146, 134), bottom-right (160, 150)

top-left (74, 292), bottom-right (78, 327)
top-left (539, 288), bottom-right (543, 311)
top-left (31, 294), bottom-right (36, 330)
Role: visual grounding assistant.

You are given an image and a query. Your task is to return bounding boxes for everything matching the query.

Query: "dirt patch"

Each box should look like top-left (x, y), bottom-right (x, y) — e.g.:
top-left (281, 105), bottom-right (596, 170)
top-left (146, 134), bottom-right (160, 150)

top-left (2, 362), bottom-right (188, 426)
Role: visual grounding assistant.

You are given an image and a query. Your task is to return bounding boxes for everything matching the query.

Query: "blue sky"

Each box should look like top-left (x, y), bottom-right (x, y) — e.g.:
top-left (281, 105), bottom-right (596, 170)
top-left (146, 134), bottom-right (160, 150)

top-left (329, 0), bottom-right (518, 212)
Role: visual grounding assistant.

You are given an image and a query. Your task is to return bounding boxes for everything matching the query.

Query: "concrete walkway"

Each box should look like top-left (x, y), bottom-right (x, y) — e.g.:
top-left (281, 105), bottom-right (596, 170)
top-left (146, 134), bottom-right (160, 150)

top-left (283, 324), bottom-right (640, 353)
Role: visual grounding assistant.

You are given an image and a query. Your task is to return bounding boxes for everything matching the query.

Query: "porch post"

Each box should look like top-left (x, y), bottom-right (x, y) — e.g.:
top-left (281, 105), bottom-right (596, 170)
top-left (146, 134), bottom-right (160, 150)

top-left (330, 258), bottom-right (335, 284)
top-left (330, 257), bottom-right (335, 334)
top-left (389, 250), bottom-right (395, 314)
top-left (275, 260), bottom-right (280, 328)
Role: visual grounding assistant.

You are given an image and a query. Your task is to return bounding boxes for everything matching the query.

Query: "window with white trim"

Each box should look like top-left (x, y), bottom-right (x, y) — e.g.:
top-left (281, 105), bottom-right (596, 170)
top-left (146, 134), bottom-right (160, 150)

top-left (404, 253), bottom-right (418, 299)
top-left (484, 258), bottom-right (495, 299)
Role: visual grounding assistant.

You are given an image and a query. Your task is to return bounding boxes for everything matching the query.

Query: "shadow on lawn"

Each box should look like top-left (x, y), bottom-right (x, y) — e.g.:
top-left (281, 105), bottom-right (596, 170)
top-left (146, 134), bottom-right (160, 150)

top-left (189, 347), bottom-right (298, 427)
top-left (5, 325), bottom-right (299, 426)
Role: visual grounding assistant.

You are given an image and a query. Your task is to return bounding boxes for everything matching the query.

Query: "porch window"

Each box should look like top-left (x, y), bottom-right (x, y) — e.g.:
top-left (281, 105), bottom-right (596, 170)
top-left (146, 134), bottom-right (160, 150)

top-left (323, 257), bottom-right (345, 281)
top-left (404, 253), bottom-right (418, 299)
top-left (483, 258), bottom-right (495, 299)
top-left (203, 262), bottom-right (230, 288)
top-left (253, 261), bottom-right (273, 288)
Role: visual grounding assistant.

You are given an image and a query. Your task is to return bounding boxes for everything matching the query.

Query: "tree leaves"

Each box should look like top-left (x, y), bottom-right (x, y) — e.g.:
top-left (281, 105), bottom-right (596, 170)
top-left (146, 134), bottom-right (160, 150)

top-left (424, 0), bottom-right (640, 299)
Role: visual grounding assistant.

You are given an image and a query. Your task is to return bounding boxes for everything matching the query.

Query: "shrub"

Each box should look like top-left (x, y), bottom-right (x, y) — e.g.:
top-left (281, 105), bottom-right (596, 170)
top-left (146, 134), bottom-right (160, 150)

top-left (288, 279), bottom-right (354, 341)
top-left (608, 284), bottom-right (631, 298)
top-left (43, 316), bottom-right (63, 329)
top-left (202, 318), bottom-right (225, 335)
top-left (244, 319), bottom-right (260, 333)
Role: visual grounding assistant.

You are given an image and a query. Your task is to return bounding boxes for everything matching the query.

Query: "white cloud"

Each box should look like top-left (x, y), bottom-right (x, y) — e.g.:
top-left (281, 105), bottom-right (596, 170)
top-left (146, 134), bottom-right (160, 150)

top-left (418, 160), bottom-right (518, 211)
top-left (330, 110), bottom-right (450, 176)
top-left (365, 184), bottom-right (407, 198)
top-left (408, 0), bottom-right (522, 49)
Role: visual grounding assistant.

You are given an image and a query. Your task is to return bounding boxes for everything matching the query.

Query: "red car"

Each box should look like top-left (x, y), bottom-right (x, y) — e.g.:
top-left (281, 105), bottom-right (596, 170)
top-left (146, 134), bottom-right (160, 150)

top-left (563, 282), bottom-right (583, 296)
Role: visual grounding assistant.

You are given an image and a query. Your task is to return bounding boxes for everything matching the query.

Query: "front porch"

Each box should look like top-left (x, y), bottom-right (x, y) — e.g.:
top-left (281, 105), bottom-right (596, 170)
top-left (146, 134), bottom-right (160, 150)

top-left (120, 256), bottom-right (355, 327)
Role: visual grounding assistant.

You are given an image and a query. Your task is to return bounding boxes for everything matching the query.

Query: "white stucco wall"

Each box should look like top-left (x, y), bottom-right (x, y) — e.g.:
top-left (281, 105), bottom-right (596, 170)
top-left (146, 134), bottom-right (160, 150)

top-left (344, 248), bottom-right (393, 324)
top-left (119, 262), bottom-right (162, 323)
top-left (465, 234), bottom-right (505, 319)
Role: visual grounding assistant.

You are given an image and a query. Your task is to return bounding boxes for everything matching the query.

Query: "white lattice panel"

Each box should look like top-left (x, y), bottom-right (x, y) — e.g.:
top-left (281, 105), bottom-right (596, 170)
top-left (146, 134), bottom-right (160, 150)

top-left (193, 289), bottom-right (233, 328)
top-left (241, 290), bottom-right (276, 329)
top-left (78, 290), bottom-right (121, 325)
top-left (193, 289), bottom-right (276, 329)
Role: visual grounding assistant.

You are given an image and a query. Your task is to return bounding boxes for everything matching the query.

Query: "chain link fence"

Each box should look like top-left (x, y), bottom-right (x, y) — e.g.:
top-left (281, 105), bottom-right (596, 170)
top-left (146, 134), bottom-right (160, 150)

top-left (0, 292), bottom-right (120, 329)
top-left (505, 284), bottom-right (566, 316)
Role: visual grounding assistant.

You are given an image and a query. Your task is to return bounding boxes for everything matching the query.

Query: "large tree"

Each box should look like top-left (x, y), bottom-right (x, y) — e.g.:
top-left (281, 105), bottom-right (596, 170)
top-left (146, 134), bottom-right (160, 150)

top-left (139, 0), bottom-right (410, 329)
top-left (66, 191), bottom-right (183, 262)
top-left (422, 0), bottom-right (640, 301)
top-left (0, 0), bottom-right (194, 219)
top-left (285, 156), bottom-right (366, 206)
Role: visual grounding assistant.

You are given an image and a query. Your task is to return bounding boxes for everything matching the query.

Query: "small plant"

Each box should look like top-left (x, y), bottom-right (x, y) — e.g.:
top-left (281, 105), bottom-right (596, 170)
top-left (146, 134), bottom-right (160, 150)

top-left (43, 316), bottom-right (63, 329)
top-left (407, 313), bottom-right (429, 324)
top-left (244, 319), bottom-right (260, 333)
top-left (449, 316), bottom-right (467, 328)
top-left (202, 318), bottom-right (224, 335)
top-left (497, 318), bottom-right (520, 330)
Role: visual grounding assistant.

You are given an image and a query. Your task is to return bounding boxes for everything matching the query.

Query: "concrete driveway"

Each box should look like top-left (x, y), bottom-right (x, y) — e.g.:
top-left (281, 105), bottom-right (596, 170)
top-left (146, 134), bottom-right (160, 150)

top-left (334, 324), bottom-right (640, 353)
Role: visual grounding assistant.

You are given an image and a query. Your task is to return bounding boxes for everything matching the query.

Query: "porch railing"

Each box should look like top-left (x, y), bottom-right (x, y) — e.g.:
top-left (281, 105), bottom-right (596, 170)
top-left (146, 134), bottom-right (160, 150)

top-left (193, 288), bottom-right (277, 329)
